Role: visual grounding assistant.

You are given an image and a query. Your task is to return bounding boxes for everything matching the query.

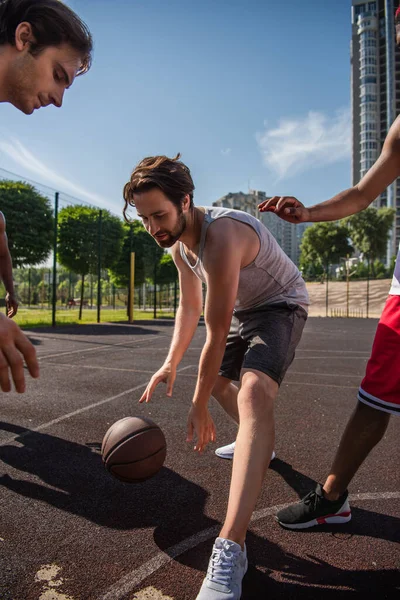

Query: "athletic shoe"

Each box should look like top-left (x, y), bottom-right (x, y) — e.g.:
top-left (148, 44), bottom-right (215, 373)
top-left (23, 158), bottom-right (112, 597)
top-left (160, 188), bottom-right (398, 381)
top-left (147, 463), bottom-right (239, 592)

top-left (276, 483), bottom-right (351, 529)
top-left (215, 441), bottom-right (276, 462)
top-left (196, 537), bottom-right (248, 600)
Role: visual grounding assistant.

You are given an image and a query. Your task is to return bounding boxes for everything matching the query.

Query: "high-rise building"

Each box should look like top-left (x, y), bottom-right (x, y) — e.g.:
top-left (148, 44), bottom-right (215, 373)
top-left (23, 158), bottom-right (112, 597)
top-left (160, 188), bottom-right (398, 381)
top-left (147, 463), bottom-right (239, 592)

top-left (351, 0), bottom-right (400, 253)
top-left (212, 190), bottom-right (306, 265)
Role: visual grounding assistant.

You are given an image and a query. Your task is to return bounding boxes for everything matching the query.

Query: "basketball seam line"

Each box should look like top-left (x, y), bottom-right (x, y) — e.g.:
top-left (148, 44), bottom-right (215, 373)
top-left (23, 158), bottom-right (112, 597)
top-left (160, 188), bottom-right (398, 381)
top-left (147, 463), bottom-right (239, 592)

top-left (103, 427), bottom-right (164, 463)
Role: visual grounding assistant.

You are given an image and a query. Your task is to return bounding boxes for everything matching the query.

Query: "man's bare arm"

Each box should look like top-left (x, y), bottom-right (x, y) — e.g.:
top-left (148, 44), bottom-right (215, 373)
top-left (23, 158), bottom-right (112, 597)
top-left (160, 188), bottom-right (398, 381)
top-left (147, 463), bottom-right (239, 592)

top-left (0, 212), bottom-right (18, 317)
top-left (191, 220), bottom-right (241, 408)
top-left (165, 243), bottom-right (204, 367)
top-left (139, 243), bottom-right (203, 403)
top-left (258, 115), bottom-right (400, 223)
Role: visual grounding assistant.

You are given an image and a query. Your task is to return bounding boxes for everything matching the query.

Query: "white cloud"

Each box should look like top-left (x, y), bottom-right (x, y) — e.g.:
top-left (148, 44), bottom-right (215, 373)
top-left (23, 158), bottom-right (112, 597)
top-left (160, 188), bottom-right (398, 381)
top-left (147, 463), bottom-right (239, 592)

top-left (256, 108), bottom-right (351, 180)
top-left (221, 148), bottom-right (232, 156)
top-left (0, 136), bottom-right (111, 209)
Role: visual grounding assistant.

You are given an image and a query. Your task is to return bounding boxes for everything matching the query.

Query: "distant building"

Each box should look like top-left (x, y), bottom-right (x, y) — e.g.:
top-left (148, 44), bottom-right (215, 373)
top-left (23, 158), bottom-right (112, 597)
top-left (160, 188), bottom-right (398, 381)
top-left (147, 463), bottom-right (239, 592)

top-left (351, 0), bottom-right (400, 254)
top-left (212, 190), bottom-right (309, 266)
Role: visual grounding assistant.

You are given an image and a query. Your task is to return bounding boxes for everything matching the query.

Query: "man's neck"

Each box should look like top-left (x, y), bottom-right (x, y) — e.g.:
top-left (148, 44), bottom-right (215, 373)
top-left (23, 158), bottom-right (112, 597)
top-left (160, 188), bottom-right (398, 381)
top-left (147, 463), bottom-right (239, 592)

top-left (178, 207), bottom-right (205, 251)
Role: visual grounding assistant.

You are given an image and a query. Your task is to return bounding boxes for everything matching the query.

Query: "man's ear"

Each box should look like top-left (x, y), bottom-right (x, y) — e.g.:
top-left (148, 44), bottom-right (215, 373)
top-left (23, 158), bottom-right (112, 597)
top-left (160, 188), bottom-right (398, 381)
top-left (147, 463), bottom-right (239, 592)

top-left (182, 194), bottom-right (191, 213)
top-left (14, 22), bottom-right (35, 52)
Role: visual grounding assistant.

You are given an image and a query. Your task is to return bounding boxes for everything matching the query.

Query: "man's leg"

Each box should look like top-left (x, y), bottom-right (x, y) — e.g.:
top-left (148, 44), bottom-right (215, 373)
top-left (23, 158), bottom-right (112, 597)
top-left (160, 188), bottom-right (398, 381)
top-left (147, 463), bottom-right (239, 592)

top-left (212, 376), bottom-right (240, 424)
top-left (219, 368), bottom-right (277, 546)
top-left (323, 401), bottom-right (390, 500)
top-left (277, 295), bottom-right (399, 529)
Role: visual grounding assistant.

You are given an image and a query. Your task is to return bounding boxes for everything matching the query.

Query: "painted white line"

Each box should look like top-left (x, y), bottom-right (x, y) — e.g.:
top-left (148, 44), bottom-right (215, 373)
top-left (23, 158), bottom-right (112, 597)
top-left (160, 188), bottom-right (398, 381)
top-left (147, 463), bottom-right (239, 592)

top-left (294, 356), bottom-right (367, 361)
top-left (297, 350), bottom-right (371, 355)
top-left (37, 335), bottom-right (166, 361)
top-left (96, 491), bottom-right (400, 600)
top-left (41, 363), bottom-right (196, 376)
top-left (0, 365), bottom-right (194, 448)
top-left (285, 381), bottom-right (358, 390)
top-left (288, 371), bottom-right (362, 379)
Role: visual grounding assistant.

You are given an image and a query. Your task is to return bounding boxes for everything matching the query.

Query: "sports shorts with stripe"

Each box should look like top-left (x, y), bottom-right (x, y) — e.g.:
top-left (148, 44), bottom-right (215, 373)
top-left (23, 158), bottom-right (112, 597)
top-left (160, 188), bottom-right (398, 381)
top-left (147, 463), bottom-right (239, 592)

top-left (358, 294), bottom-right (400, 415)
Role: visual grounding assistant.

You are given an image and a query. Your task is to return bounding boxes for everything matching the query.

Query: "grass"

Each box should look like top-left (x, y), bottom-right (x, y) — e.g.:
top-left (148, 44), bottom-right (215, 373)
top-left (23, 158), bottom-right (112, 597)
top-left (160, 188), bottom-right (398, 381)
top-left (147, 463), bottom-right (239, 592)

top-left (14, 306), bottom-right (175, 328)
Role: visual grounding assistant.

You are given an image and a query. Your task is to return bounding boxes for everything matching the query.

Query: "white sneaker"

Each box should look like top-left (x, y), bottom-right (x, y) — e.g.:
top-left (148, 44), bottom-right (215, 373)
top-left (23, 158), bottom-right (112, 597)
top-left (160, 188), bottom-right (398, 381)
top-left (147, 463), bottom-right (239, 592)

top-left (196, 537), bottom-right (248, 599)
top-left (215, 441), bottom-right (276, 462)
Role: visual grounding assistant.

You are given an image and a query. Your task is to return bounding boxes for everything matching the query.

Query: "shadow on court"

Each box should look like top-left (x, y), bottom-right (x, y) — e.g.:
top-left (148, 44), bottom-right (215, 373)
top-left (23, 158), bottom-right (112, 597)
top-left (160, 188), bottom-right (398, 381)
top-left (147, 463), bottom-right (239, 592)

top-left (0, 421), bottom-right (216, 546)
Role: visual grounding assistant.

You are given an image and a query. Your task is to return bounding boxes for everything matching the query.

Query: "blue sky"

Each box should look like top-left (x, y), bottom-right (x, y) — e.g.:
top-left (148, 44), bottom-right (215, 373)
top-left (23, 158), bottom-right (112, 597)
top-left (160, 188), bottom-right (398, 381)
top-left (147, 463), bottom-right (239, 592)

top-left (0, 0), bottom-right (352, 217)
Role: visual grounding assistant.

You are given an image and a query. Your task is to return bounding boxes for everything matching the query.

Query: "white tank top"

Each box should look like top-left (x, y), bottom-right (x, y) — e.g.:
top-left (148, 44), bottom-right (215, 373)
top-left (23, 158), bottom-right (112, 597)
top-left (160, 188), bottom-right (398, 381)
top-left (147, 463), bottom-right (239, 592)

top-left (389, 242), bottom-right (400, 295)
top-left (179, 206), bottom-right (309, 311)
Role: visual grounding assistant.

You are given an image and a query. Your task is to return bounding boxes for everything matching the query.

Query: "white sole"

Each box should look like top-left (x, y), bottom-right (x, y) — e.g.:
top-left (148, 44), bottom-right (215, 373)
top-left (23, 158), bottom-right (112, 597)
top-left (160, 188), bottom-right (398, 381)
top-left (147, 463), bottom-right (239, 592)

top-left (215, 449), bottom-right (276, 461)
top-left (278, 506), bottom-right (352, 530)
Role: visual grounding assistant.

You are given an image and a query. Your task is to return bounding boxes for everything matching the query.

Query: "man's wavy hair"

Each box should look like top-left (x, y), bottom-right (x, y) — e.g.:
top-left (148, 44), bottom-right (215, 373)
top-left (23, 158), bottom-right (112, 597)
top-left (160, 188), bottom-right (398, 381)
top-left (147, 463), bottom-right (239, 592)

top-left (0, 0), bottom-right (92, 75)
top-left (396, 5), bottom-right (400, 26)
top-left (123, 154), bottom-right (195, 223)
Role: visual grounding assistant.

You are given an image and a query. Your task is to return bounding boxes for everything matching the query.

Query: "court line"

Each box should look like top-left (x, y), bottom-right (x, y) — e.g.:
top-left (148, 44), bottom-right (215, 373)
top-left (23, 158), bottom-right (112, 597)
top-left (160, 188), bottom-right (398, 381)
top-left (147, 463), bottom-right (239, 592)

top-left (41, 362), bottom-right (196, 376)
top-left (97, 491), bottom-right (400, 600)
top-left (0, 365), bottom-right (194, 448)
top-left (36, 335), bottom-right (167, 361)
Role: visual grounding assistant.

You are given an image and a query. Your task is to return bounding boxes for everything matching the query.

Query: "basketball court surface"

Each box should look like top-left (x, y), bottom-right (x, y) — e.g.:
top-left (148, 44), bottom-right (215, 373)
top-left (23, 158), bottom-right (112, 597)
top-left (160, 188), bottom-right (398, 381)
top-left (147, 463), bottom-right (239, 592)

top-left (0, 317), bottom-right (399, 599)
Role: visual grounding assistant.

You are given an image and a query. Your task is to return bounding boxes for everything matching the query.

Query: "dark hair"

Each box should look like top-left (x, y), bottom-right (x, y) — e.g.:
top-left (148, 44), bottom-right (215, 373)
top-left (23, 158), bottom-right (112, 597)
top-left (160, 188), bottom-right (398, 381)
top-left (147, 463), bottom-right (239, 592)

top-left (123, 153), bottom-right (195, 222)
top-left (0, 0), bottom-right (92, 75)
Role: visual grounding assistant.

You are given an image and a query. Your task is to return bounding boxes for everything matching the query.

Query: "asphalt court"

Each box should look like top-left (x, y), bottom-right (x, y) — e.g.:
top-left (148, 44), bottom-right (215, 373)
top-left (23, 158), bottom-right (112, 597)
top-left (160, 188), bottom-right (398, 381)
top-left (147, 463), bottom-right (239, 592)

top-left (0, 318), bottom-right (399, 599)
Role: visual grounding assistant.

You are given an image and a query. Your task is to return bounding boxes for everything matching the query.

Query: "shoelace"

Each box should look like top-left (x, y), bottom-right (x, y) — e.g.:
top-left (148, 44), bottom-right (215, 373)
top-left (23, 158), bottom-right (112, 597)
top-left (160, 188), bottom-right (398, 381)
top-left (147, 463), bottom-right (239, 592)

top-left (303, 489), bottom-right (323, 510)
top-left (207, 545), bottom-right (239, 586)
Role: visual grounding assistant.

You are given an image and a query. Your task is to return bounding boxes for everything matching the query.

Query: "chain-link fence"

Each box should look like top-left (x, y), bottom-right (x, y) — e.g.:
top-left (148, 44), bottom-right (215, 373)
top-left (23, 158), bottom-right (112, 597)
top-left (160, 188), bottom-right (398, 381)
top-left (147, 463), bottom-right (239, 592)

top-left (0, 168), bottom-right (179, 327)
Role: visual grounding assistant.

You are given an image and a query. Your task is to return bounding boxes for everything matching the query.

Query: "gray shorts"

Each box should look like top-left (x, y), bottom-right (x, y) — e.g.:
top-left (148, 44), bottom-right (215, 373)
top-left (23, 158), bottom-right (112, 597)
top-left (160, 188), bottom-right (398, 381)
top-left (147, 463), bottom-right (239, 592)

top-left (219, 301), bottom-right (308, 385)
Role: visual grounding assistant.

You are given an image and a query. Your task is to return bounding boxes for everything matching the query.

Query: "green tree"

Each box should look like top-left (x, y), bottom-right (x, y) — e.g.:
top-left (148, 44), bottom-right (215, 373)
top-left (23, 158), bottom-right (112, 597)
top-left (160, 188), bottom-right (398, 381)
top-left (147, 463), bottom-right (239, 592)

top-left (300, 222), bottom-right (353, 315)
top-left (157, 253), bottom-right (177, 285)
top-left (57, 205), bottom-right (123, 318)
top-left (0, 180), bottom-right (53, 266)
top-left (110, 220), bottom-right (164, 287)
top-left (345, 207), bottom-right (395, 277)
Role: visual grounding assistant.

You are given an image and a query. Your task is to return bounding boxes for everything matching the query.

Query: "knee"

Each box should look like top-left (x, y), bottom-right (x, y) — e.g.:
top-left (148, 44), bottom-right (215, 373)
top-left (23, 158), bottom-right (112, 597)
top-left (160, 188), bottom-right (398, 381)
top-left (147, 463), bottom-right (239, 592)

top-left (238, 371), bottom-right (276, 419)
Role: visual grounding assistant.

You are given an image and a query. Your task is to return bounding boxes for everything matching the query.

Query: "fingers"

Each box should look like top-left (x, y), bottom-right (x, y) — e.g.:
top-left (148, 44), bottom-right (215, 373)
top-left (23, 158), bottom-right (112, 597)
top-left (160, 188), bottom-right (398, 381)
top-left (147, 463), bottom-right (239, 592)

top-left (186, 417), bottom-right (193, 443)
top-left (0, 351), bottom-right (12, 392)
top-left (139, 369), bottom-right (173, 403)
top-left (191, 416), bottom-right (216, 453)
top-left (258, 196), bottom-right (280, 212)
top-left (258, 196), bottom-right (302, 213)
top-left (15, 332), bottom-right (39, 380)
top-left (166, 373), bottom-right (175, 397)
top-left (1, 344), bottom-right (25, 393)
top-left (0, 320), bottom-right (39, 392)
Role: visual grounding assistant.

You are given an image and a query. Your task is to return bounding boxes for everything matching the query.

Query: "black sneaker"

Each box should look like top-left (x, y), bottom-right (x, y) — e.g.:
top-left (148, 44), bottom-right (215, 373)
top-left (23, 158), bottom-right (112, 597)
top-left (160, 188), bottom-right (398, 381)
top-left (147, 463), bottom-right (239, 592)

top-left (276, 484), bottom-right (351, 530)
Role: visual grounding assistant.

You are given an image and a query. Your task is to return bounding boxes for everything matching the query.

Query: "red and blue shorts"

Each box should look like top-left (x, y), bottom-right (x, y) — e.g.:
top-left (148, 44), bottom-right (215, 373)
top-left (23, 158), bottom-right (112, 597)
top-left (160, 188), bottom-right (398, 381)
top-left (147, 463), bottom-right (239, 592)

top-left (358, 295), bottom-right (400, 415)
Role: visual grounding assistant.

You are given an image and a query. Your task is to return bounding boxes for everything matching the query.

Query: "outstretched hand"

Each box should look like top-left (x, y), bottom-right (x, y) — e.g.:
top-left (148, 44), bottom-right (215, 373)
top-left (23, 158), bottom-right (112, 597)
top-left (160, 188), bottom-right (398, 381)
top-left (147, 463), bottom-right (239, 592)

top-left (186, 403), bottom-right (216, 453)
top-left (0, 313), bottom-right (39, 392)
top-left (258, 196), bottom-right (310, 224)
top-left (139, 362), bottom-right (176, 403)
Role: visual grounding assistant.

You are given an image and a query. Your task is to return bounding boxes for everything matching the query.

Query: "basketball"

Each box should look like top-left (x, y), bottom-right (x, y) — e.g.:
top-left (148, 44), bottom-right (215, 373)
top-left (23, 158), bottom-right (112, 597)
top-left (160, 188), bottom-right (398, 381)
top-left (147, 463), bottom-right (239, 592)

top-left (101, 416), bottom-right (166, 483)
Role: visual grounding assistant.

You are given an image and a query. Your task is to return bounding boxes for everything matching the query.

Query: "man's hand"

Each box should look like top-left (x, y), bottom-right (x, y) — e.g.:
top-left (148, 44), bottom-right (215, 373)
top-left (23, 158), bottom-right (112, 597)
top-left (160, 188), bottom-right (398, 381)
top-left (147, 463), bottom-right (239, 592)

top-left (0, 313), bottom-right (39, 393)
top-left (5, 292), bottom-right (18, 318)
top-left (186, 403), bottom-right (216, 453)
top-left (139, 362), bottom-right (176, 403)
top-left (258, 196), bottom-right (310, 223)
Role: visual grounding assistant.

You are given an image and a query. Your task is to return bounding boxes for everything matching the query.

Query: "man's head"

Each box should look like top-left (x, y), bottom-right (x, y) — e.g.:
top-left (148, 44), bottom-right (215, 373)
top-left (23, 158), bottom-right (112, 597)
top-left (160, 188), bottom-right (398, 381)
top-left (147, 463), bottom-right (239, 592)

top-left (0, 0), bottom-right (92, 114)
top-left (123, 154), bottom-right (195, 248)
top-left (396, 5), bottom-right (400, 46)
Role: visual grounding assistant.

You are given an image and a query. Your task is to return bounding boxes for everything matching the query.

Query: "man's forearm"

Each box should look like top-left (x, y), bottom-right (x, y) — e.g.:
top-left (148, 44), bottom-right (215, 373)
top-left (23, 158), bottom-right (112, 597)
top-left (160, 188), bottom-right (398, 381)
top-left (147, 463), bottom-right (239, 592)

top-left (0, 253), bottom-right (15, 295)
top-left (192, 336), bottom-right (227, 406)
top-left (165, 304), bottom-right (201, 367)
top-left (308, 187), bottom-right (372, 222)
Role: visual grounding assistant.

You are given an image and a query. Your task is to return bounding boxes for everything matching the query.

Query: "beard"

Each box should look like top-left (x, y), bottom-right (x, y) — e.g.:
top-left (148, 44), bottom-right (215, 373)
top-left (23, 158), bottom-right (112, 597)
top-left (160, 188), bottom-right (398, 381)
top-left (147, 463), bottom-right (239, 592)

top-left (154, 210), bottom-right (187, 247)
top-left (7, 52), bottom-right (39, 114)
